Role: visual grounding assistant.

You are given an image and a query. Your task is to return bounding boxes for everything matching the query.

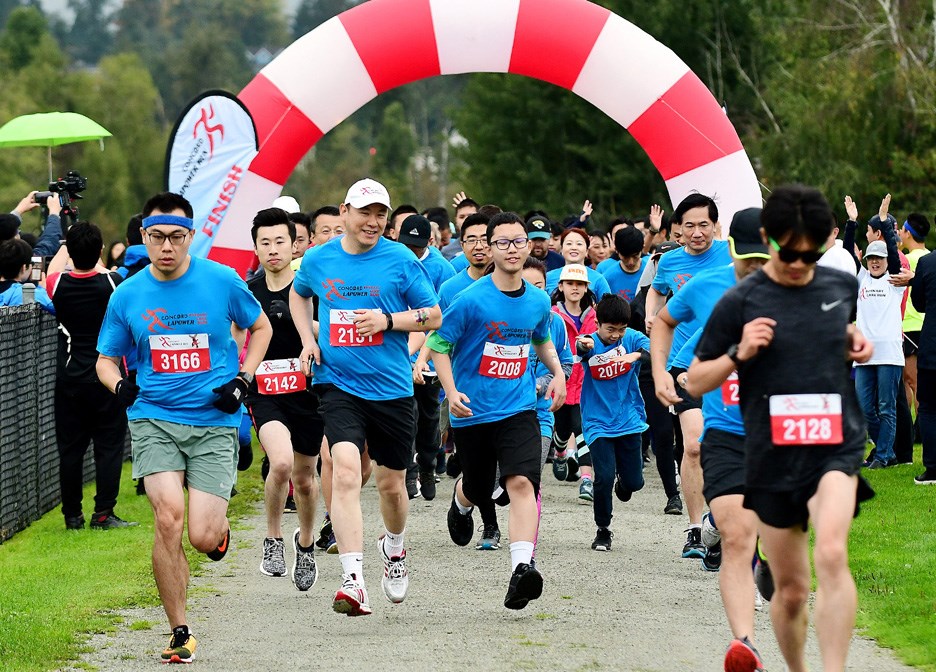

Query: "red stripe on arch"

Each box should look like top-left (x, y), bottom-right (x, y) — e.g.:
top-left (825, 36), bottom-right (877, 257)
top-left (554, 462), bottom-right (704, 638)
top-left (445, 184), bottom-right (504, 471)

top-left (239, 74), bottom-right (323, 185)
top-left (509, 0), bottom-right (610, 89)
top-left (208, 246), bottom-right (257, 277)
top-left (627, 72), bottom-right (744, 181)
top-left (339, 0), bottom-right (440, 94)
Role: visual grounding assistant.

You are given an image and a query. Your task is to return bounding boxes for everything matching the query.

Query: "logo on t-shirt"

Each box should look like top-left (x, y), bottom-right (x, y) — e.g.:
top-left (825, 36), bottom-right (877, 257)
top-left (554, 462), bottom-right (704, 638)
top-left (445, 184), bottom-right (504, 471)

top-left (674, 273), bottom-right (693, 290)
top-left (322, 278), bottom-right (381, 301)
top-left (142, 308), bottom-right (170, 332)
top-left (141, 308), bottom-right (208, 332)
top-left (484, 321), bottom-right (508, 341)
top-left (323, 278), bottom-right (346, 301)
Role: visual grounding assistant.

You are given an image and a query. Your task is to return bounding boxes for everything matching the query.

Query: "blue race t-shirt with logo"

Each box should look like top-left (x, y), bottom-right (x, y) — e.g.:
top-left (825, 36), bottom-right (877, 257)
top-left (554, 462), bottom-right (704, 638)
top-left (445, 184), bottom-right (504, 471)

top-left (667, 263), bottom-right (736, 369)
top-left (293, 236), bottom-right (439, 401)
top-left (652, 240), bottom-right (731, 367)
top-left (432, 276), bottom-right (551, 427)
top-left (681, 328), bottom-right (744, 439)
top-left (579, 329), bottom-right (650, 443)
top-left (532, 310), bottom-right (573, 437)
top-left (438, 269), bottom-right (477, 310)
top-left (97, 256), bottom-right (262, 427)
top-left (598, 256), bottom-right (648, 302)
top-left (421, 246), bottom-right (457, 291)
top-left (449, 253), bottom-right (470, 273)
top-left (545, 265), bottom-right (612, 300)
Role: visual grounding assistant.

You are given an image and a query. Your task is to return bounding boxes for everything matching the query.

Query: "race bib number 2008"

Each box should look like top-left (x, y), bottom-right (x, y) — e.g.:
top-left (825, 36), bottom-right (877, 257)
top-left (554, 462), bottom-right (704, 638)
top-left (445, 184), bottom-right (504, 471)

top-left (479, 342), bottom-right (528, 379)
top-left (769, 393), bottom-right (843, 445)
top-left (149, 334), bottom-right (211, 374)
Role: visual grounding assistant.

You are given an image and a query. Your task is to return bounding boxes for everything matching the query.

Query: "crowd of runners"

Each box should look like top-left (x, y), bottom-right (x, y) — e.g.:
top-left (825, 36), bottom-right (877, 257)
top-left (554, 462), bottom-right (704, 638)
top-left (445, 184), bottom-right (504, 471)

top-left (11, 173), bottom-right (932, 670)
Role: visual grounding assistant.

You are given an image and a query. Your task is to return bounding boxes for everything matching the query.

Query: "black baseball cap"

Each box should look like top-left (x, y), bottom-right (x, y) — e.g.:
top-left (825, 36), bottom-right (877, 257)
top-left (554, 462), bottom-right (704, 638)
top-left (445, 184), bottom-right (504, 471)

top-left (526, 215), bottom-right (551, 240)
top-left (728, 207), bottom-right (768, 259)
top-left (398, 214), bottom-right (431, 247)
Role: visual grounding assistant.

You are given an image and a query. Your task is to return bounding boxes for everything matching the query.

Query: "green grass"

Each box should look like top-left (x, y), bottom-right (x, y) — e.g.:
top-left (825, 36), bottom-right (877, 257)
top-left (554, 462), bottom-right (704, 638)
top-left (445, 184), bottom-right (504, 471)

top-left (0, 445), bottom-right (264, 672)
top-left (849, 445), bottom-right (936, 671)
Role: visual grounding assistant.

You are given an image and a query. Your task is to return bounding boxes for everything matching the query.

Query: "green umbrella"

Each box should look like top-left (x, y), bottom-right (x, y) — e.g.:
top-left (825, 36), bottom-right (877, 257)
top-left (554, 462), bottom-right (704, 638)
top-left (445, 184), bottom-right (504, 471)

top-left (0, 111), bottom-right (112, 180)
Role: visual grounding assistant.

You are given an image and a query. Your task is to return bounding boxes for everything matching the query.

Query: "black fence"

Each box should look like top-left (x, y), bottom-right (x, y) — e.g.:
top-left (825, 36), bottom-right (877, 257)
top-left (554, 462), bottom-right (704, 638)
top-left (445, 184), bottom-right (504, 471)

top-left (0, 304), bottom-right (127, 542)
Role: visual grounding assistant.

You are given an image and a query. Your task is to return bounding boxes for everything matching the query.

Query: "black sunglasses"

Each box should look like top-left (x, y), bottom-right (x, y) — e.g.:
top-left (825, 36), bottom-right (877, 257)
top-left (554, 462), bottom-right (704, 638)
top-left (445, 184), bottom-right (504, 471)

top-left (768, 238), bottom-right (825, 264)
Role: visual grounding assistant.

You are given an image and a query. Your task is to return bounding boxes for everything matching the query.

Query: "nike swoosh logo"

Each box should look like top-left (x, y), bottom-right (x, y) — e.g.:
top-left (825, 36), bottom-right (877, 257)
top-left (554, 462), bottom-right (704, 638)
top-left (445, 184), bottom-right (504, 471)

top-left (821, 300), bottom-right (843, 312)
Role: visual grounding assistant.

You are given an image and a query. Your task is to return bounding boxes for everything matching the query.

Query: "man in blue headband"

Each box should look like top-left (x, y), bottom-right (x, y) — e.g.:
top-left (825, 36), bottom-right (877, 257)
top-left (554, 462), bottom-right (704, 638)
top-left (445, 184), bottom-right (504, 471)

top-left (95, 192), bottom-right (272, 664)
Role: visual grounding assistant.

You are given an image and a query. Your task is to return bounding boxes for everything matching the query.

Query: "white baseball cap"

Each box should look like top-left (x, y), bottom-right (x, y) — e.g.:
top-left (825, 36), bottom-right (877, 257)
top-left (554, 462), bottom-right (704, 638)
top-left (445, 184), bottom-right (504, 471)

top-left (272, 195), bottom-right (301, 213)
top-left (558, 264), bottom-right (591, 284)
top-left (344, 178), bottom-right (391, 210)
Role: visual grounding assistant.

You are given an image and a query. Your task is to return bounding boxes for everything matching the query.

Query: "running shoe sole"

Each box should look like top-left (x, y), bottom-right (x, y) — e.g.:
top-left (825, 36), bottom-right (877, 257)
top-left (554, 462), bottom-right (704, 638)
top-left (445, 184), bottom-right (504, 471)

top-left (332, 592), bottom-right (372, 616)
top-left (724, 638), bottom-right (766, 672)
top-left (682, 547), bottom-right (705, 559)
top-left (162, 654), bottom-right (194, 664)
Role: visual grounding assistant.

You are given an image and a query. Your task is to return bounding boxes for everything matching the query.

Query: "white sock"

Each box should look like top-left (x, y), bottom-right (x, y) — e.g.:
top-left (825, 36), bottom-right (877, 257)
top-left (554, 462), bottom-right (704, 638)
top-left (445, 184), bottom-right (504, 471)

top-left (455, 493), bottom-right (473, 515)
top-left (689, 523), bottom-right (702, 531)
top-left (339, 552), bottom-right (364, 581)
top-left (383, 528), bottom-right (405, 557)
top-left (509, 541), bottom-right (535, 571)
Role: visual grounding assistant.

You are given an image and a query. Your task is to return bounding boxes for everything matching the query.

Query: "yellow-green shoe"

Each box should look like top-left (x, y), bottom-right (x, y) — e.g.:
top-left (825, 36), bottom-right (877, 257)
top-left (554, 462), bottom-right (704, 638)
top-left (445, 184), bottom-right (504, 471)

top-left (161, 626), bottom-right (196, 664)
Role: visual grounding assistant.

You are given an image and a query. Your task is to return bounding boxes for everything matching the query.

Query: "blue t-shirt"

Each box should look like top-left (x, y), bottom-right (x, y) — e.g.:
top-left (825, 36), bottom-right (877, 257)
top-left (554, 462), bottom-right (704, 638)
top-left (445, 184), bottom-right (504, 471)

top-left (579, 329), bottom-right (650, 443)
top-left (96, 257), bottom-right (262, 427)
top-left (0, 281), bottom-right (54, 314)
top-left (599, 256), bottom-right (648, 302)
top-left (433, 276), bottom-right (552, 427)
top-left (545, 266), bottom-right (612, 300)
top-left (438, 269), bottom-right (477, 310)
top-left (651, 240), bottom-right (731, 367)
top-left (541, 250), bottom-right (566, 272)
top-left (533, 311), bottom-right (573, 437)
top-left (449, 253), bottom-right (470, 273)
top-left (293, 236), bottom-right (439, 401)
top-left (667, 263), bottom-right (736, 369)
top-left (682, 328), bottom-right (744, 439)
top-left (420, 247), bottom-right (457, 292)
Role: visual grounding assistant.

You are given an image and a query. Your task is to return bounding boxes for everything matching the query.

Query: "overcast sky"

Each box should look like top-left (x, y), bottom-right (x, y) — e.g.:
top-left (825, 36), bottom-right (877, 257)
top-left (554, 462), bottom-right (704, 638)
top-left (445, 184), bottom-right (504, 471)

top-left (39, 0), bottom-right (304, 22)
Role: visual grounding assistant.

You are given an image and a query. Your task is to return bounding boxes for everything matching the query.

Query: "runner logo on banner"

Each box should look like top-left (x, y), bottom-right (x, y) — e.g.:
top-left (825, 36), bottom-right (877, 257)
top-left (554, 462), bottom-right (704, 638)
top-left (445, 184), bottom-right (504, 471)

top-left (165, 90), bottom-right (258, 259)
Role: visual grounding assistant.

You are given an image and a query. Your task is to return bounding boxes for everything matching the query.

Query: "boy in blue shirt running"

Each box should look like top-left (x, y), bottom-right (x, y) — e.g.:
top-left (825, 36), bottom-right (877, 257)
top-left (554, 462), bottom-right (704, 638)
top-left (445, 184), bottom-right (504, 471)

top-left (576, 295), bottom-right (650, 552)
top-left (429, 212), bottom-right (567, 610)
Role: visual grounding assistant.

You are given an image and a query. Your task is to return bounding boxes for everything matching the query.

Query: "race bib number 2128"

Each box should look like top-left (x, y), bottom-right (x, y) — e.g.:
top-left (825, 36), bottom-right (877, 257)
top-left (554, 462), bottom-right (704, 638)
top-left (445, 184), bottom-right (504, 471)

top-left (769, 393), bottom-right (843, 445)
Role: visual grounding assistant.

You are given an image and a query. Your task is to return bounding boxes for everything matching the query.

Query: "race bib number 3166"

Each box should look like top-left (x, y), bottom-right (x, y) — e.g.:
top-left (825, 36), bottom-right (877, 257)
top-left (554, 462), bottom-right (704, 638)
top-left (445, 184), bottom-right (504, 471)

top-left (149, 334), bottom-right (211, 374)
top-left (769, 393), bottom-right (843, 445)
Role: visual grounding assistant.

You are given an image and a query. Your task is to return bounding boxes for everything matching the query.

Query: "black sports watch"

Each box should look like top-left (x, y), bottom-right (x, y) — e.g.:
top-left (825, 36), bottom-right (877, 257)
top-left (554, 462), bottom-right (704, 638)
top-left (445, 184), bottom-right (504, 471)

top-left (726, 344), bottom-right (743, 366)
top-left (238, 371), bottom-right (254, 384)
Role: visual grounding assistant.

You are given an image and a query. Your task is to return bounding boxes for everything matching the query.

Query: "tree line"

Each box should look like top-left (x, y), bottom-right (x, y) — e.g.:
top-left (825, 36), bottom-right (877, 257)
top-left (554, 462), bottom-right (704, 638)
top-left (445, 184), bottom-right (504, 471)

top-left (2, 0), bottom-right (934, 246)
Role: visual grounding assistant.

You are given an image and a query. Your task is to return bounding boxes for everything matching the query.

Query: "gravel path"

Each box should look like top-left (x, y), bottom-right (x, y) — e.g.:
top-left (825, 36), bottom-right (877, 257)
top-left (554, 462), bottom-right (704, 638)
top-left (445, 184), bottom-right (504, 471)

top-left (74, 469), bottom-right (913, 671)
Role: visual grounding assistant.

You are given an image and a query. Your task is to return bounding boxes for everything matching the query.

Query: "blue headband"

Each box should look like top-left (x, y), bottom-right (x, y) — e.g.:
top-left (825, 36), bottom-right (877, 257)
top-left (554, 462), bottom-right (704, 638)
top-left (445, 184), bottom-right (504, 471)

top-left (142, 214), bottom-right (194, 230)
top-left (903, 220), bottom-right (921, 239)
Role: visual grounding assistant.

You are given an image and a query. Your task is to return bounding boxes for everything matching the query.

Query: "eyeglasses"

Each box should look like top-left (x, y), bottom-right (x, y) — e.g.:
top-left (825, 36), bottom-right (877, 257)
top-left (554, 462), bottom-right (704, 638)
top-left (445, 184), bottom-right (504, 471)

top-left (491, 237), bottom-right (529, 250)
top-left (461, 236), bottom-right (489, 248)
top-left (768, 237), bottom-right (825, 264)
top-left (681, 222), bottom-right (712, 232)
top-left (147, 230), bottom-right (189, 246)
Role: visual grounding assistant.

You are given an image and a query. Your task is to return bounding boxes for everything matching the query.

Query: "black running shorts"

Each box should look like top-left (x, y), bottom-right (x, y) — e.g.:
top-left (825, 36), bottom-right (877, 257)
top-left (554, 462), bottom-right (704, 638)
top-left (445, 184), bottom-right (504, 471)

top-left (700, 428), bottom-right (746, 503)
top-left (315, 384), bottom-right (415, 471)
top-left (454, 410), bottom-right (542, 507)
top-left (247, 393), bottom-right (324, 457)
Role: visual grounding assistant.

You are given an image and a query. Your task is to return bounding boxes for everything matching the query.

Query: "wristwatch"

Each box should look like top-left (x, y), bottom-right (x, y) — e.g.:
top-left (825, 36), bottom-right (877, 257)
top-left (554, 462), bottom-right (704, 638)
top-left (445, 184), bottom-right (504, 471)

top-left (726, 344), bottom-right (743, 366)
top-left (238, 371), bottom-right (254, 384)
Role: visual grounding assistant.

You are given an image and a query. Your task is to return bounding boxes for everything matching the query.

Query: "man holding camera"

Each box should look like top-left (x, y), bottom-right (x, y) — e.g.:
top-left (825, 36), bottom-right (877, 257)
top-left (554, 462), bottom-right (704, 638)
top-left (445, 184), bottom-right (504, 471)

top-left (95, 192), bottom-right (272, 664)
top-left (0, 191), bottom-right (64, 256)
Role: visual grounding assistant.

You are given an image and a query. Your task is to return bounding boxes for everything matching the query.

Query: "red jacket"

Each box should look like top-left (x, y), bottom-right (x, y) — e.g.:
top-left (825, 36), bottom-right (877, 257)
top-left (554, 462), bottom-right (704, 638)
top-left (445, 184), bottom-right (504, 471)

top-left (552, 304), bottom-right (597, 405)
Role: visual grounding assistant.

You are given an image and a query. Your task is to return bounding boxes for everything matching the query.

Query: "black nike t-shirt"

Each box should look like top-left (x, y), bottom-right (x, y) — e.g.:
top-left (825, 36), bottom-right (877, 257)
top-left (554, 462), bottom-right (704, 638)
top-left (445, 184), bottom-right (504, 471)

top-left (696, 266), bottom-right (865, 491)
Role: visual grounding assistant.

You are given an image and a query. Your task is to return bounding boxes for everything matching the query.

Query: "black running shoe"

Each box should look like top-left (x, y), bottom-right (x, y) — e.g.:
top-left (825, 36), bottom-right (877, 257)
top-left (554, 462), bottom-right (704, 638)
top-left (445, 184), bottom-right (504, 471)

top-left (406, 479), bottom-right (420, 500)
top-left (504, 562), bottom-right (543, 610)
top-left (614, 478), bottom-right (632, 502)
top-left (419, 470), bottom-right (437, 501)
top-left (261, 454), bottom-right (270, 481)
top-left (914, 469), bottom-right (936, 485)
top-left (591, 527), bottom-right (613, 551)
top-left (565, 454), bottom-right (579, 482)
top-left (283, 495), bottom-right (297, 513)
top-left (65, 515), bottom-right (85, 530)
top-left (446, 451), bottom-right (461, 478)
top-left (754, 556), bottom-right (774, 602)
top-left (681, 527), bottom-right (705, 558)
top-left (447, 483), bottom-right (474, 546)
top-left (664, 493), bottom-right (683, 515)
top-left (207, 527), bottom-right (230, 561)
top-left (316, 515), bottom-right (333, 550)
top-left (89, 512), bottom-right (139, 530)
top-left (701, 541), bottom-right (722, 571)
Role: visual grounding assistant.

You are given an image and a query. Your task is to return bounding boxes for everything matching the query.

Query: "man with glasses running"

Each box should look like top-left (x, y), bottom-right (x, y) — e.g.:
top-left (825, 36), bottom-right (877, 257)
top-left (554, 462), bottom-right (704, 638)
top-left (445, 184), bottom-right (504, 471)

top-left (96, 192), bottom-right (272, 663)
top-left (688, 185), bottom-right (874, 672)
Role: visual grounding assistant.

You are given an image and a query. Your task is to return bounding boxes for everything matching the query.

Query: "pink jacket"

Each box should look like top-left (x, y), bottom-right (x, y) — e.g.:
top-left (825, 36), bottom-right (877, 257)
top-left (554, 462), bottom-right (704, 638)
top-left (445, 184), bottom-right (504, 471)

top-left (551, 304), bottom-right (597, 405)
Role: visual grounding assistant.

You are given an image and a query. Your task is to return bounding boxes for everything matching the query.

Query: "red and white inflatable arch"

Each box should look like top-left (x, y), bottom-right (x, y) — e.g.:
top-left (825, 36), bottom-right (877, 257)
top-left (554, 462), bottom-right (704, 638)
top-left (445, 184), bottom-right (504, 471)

top-left (208, 0), bottom-right (761, 272)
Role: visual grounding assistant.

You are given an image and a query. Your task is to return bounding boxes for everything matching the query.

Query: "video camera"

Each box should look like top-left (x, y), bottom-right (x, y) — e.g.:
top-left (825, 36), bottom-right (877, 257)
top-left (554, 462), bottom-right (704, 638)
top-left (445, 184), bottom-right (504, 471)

top-left (34, 170), bottom-right (87, 228)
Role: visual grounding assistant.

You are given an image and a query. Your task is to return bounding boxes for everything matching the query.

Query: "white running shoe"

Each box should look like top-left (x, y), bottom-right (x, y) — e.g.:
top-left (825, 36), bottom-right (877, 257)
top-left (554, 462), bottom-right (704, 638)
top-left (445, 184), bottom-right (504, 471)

top-left (333, 574), bottom-right (372, 616)
top-left (754, 587), bottom-right (765, 611)
top-left (377, 536), bottom-right (409, 604)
